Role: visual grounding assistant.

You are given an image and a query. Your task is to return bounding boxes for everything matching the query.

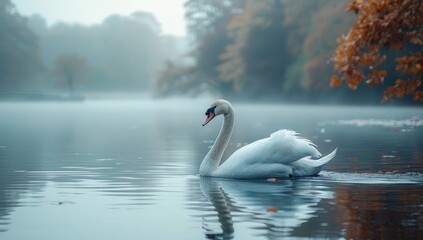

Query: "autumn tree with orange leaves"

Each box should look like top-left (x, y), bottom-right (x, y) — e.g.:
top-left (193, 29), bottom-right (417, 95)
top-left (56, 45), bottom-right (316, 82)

top-left (331, 0), bottom-right (423, 102)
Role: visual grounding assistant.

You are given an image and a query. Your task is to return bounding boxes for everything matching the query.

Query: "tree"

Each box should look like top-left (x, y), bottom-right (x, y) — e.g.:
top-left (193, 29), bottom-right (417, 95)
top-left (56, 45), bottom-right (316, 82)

top-left (181, 0), bottom-right (358, 100)
top-left (29, 11), bottom-right (166, 93)
top-left (184, 0), bottom-right (241, 95)
top-left (331, 0), bottom-right (423, 102)
top-left (217, 0), bottom-right (263, 92)
top-left (53, 55), bottom-right (89, 95)
top-left (0, 0), bottom-right (43, 91)
top-left (218, 0), bottom-right (291, 98)
top-left (281, 0), bottom-right (353, 93)
top-left (185, 0), bottom-right (241, 41)
top-left (100, 12), bottom-right (163, 90)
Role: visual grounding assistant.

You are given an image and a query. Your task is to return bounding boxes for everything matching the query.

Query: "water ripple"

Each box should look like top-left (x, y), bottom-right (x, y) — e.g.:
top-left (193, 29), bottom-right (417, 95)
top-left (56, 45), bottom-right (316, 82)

top-left (317, 171), bottom-right (423, 184)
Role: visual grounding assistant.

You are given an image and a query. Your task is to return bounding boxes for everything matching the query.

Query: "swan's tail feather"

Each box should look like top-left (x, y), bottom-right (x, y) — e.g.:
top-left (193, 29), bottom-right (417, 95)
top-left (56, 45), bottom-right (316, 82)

top-left (291, 148), bottom-right (337, 176)
top-left (315, 148), bottom-right (337, 167)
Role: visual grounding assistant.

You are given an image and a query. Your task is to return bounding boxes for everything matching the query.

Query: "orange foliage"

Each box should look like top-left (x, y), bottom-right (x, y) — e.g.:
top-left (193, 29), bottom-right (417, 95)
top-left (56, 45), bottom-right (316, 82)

top-left (331, 75), bottom-right (343, 88)
top-left (332, 0), bottom-right (423, 102)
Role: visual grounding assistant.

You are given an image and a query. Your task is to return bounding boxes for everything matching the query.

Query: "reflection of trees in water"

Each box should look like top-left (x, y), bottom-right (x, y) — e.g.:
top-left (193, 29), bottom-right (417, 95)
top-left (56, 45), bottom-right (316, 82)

top-left (191, 177), bottom-right (423, 239)
top-left (0, 167), bottom-right (42, 232)
top-left (190, 177), bottom-right (335, 239)
top-left (0, 153), bottom-right (47, 232)
top-left (0, 102), bottom-right (192, 232)
top-left (335, 184), bottom-right (423, 239)
top-left (0, 110), bottom-right (48, 232)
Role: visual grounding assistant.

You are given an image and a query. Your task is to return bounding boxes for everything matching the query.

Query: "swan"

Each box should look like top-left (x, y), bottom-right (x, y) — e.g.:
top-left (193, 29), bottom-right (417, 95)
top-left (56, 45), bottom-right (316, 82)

top-left (200, 99), bottom-right (337, 179)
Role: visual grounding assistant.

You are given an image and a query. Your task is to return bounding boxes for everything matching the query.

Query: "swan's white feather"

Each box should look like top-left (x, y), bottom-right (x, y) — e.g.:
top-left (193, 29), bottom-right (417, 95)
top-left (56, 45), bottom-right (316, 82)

top-left (212, 129), bottom-right (329, 178)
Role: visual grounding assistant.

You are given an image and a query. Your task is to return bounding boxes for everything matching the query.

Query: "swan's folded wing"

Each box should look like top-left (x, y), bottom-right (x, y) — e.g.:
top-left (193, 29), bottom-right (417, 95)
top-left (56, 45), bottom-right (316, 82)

top-left (223, 129), bottom-right (321, 167)
top-left (270, 129), bottom-right (321, 160)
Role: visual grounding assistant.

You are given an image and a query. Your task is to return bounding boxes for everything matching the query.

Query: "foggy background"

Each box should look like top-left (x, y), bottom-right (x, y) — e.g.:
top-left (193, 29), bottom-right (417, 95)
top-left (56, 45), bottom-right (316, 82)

top-left (0, 0), bottom-right (417, 104)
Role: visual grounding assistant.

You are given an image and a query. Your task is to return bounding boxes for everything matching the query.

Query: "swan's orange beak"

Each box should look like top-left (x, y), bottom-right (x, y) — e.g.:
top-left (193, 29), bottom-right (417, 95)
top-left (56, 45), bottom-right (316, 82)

top-left (202, 112), bottom-right (215, 126)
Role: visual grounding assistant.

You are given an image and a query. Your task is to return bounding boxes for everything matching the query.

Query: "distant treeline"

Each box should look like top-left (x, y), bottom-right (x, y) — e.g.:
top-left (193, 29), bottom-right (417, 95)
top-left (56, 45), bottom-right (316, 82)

top-left (157, 0), bottom-right (415, 104)
top-left (0, 0), bottom-right (184, 95)
top-left (1, 0), bottom-right (417, 104)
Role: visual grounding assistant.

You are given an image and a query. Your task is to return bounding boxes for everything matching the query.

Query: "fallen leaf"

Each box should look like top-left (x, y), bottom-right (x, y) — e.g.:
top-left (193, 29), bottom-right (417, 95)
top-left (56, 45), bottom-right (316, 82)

top-left (266, 206), bottom-right (278, 212)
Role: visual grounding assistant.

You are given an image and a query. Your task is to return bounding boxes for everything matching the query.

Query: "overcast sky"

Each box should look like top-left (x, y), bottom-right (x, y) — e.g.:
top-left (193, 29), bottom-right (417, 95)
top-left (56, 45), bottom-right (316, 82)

top-left (13, 0), bottom-right (188, 36)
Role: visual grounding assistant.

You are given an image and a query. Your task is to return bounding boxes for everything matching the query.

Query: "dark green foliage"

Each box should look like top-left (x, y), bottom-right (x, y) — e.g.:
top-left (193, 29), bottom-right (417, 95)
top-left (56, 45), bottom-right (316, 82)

top-left (0, 0), bottom-right (43, 92)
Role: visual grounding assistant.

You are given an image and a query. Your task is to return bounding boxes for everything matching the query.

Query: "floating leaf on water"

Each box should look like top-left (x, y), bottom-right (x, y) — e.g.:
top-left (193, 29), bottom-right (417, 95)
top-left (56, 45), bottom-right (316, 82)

top-left (266, 206), bottom-right (278, 212)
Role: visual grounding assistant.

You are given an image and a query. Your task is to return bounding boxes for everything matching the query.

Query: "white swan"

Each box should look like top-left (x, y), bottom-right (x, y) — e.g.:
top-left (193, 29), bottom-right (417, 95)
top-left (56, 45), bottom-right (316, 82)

top-left (200, 99), bottom-right (337, 179)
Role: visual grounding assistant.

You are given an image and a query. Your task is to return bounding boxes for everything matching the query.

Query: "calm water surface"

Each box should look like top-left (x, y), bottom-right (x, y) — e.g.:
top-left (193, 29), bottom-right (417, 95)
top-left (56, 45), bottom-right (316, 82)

top-left (0, 99), bottom-right (422, 239)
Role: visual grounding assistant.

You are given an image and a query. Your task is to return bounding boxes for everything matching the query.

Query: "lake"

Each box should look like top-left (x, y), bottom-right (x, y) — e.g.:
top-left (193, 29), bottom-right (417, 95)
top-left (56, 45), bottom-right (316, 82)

top-left (0, 99), bottom-right (422, 239)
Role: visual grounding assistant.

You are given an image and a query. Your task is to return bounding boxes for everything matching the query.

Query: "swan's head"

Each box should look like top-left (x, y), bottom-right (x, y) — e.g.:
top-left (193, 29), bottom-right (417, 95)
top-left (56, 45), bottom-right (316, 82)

top-left (202, 99), bottom-right (232, 126)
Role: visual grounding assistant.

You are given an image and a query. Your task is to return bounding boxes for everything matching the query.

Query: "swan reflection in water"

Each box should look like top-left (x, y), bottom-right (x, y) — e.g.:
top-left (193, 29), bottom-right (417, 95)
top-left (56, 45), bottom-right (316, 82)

top-left (197, 177), bottom-right (334, 239)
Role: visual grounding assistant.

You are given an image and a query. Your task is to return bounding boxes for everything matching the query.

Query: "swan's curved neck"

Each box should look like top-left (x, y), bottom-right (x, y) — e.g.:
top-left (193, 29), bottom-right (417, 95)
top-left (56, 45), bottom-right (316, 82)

top-left (200, 107), bottom-right (234, 176)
